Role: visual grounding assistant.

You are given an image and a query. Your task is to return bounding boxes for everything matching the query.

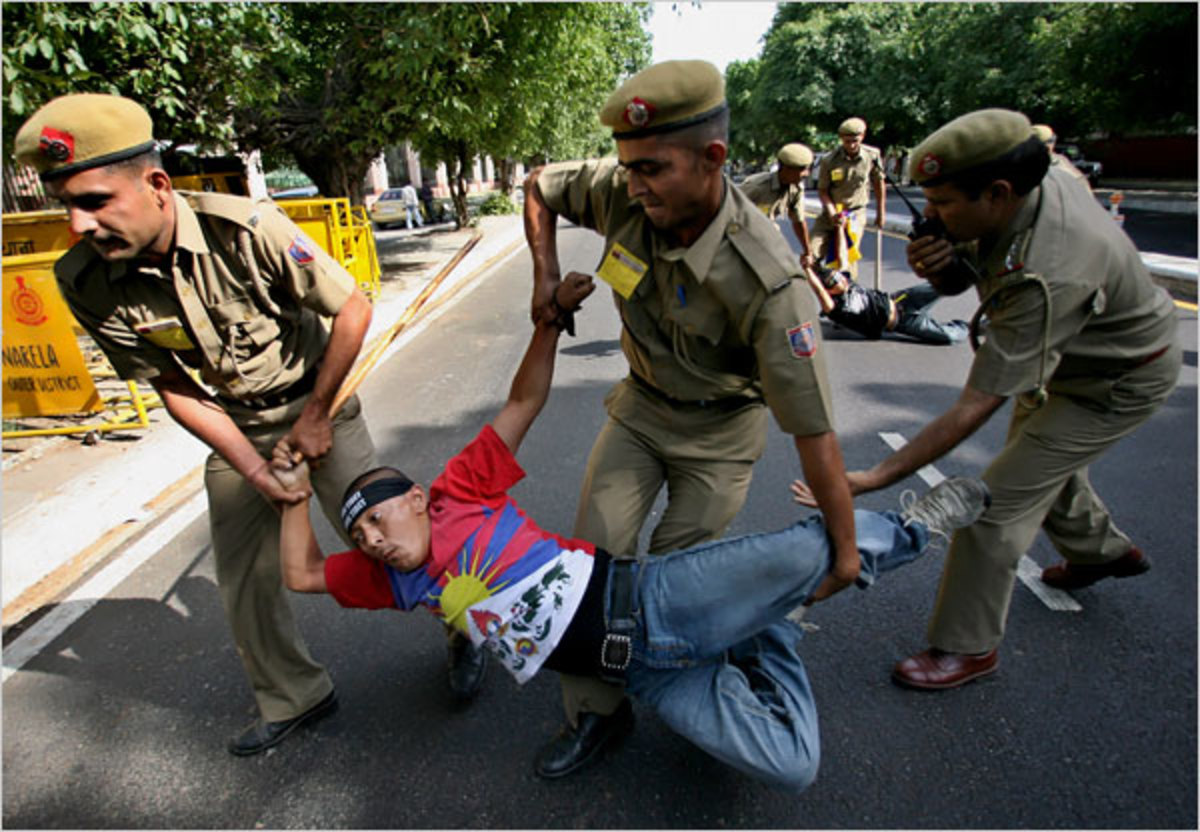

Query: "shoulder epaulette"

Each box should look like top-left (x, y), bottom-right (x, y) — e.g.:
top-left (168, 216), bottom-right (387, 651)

top-left (181, 190), bottom-right (262, 230)
top-left (725, 191), bottom-right (795, 292)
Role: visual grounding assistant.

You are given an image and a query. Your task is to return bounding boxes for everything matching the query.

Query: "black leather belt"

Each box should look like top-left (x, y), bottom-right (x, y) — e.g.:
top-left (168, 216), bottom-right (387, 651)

top-left (630, 372), bottom-right (758, 412)
top-left (598, 557), bottom-right (638, 684)
top-left (217, 364), bottom-right (320, 410)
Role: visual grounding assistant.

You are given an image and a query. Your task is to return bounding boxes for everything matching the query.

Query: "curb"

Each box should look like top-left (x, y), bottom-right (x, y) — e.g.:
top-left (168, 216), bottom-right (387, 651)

top-left (1, 216), bottom-right (526, 626)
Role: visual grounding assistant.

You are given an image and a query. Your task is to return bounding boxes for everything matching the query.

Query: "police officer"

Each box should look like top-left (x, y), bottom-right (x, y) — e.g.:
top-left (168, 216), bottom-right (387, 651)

top-left (14, 94), bottom-right (486, 754)
top-left (1033, 123), bottom-right (1092, 191)
top-left (738, 142), bottom-right (816, 267)
top-left (812, 117), bottom-right (886, 279)
top-left (796, 109), bottom-right (1180, 689)
top-left (524, 60), bottom-right (857, 778)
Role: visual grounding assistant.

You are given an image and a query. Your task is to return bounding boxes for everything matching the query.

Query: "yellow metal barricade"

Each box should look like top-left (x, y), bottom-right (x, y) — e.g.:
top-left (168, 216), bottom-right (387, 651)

top-left (2, 250), bottom-right (156, 439)
top-left (2, 209), bottom-right (73, 256)
top-left (278, 198), bottom-right (381, 300)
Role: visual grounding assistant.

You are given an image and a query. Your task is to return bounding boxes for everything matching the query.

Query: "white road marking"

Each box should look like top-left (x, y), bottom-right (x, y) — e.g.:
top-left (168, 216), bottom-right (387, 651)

top-left (3, 491), bottom-right (209, 684)
top-left (878, 432), bottom-right (1082, 613)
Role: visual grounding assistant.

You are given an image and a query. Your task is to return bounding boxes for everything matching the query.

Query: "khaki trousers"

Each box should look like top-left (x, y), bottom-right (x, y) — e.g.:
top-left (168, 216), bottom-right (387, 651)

top-left (928, 345), bottom-right (1181, 654)
top-left (205, 395), bottom-right (375, 721)
top-left (559, 378), bottom-right (768, 724)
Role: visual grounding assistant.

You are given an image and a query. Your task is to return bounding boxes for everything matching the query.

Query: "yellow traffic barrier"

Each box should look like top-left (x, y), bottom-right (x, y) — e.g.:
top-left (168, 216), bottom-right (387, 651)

top-left (278, 197), bottom-right (382, 300)
top-left (171, 172), bottom-right (249, 196)
top-left (2, 209), bottom-right (72, 256)
top-left (2, 250), bottom-right (156, 438)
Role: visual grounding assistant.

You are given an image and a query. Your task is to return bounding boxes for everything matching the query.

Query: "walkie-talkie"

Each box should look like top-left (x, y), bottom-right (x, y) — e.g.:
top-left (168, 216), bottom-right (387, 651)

top-left (874, 158), bottom-right (979, 295)
top-left (873, 157), bottom-right (944, 240)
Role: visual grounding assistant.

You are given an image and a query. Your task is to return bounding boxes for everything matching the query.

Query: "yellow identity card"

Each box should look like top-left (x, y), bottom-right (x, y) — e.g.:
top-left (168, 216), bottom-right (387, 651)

top-left (135, 317), bottom-right (196, 351)
top-left (596, 242), bottom-right (649, 299)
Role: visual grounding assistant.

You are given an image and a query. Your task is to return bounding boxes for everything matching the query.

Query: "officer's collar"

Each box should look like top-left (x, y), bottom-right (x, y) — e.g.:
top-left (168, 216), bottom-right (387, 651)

top-left (656, 177), bottom-right (732, 283)
top-left (980, 185), bottom-right (1042, 277)
top-left (172, 192), bottom-right (211, 256)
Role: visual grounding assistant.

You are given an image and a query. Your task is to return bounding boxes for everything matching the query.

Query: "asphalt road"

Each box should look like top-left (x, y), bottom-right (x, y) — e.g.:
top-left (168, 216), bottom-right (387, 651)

top-left (2, 222), bottom-right (1196, 828)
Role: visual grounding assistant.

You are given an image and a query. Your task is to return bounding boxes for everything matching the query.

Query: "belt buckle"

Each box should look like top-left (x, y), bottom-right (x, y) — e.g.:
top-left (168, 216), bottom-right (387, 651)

top-left (600, 633), bottom-right (632, 672)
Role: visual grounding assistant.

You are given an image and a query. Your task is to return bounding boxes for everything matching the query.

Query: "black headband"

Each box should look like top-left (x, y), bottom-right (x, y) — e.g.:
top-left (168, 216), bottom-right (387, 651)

top-left (340, 476), bottom-right (414, 532)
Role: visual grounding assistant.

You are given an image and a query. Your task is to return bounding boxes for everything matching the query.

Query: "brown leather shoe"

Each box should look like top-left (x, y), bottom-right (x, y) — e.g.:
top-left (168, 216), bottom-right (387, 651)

top-left (892, 648), bottom-right (998, 690)
top-left (1041, 546), bottom-right (1151, 591)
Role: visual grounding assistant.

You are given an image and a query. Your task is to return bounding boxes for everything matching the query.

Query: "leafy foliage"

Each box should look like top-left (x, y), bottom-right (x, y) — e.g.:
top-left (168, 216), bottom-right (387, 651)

top-left (728, 2), bottom-right (1196, 165)
top-left (2, 1), bottom-right (650, 215)
top-left (2, 2), bottom-right (282, 159)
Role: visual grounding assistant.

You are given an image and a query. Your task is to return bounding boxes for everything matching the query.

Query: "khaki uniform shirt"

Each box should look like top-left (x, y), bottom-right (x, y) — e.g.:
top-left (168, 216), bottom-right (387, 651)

top-left (817, 144), bottom-right (883, 212)
top-left (1051, 153), bottom-right (1092, 191)
top-left (56, 191), bottom-right (355, 417)
top-left (737, 171), bottom-right (805, 222)
top-left (537, 158), bottom-right (834, 437)
top-left (967, 166), bottom-right (1177, 400)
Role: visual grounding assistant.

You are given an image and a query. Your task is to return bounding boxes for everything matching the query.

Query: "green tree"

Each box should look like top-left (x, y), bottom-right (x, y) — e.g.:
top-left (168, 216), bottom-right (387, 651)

top-left (1031, 3), bottom-right (1197, 135)
top-left (407, 3), bottom-right (650, 225)
top-left (2, 2), bottom-right (283, 159)
top-left (732, 2), bottom-right (1196, 164)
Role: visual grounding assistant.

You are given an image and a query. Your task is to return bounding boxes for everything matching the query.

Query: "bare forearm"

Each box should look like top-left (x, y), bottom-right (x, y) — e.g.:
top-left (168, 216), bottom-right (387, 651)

top-left (794, 217), bottom-right (813, 256)
top-left (491, 321), bottom-right (560, 453)
top-left (803, 268), bottom-right (836, 314)
top-left (819, 189), bottom-right (835, 217)
top-left (863, 387), bottom-right (1005, 491)
top-left (280, 500), bottom-right (327, 593)
top-left (795, 432), bottom-right (855, 551)
top-left (524, 169), bottom-right (561, 291)
top-left (153, 374), bottom-right (267, 482)
top-left (508, 322), bottom-right (560, 414)
top-left (311, 288), bottom-right (371, 416)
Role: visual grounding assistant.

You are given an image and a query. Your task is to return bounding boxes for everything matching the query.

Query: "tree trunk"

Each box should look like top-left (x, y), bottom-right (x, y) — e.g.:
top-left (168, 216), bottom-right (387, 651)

top-left (291, 148), bottom-right (372, 205)
top-left (450, 144), bottom-right (471, 228)
top-left (497, 157), bottom-right (514, 195)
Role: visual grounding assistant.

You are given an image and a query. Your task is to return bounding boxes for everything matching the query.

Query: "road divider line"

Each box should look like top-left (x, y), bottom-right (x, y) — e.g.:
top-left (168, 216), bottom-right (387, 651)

top-left (2, 491), bottom-right (209, 684)
top-left (878, 431), bottom-right (1082, 613)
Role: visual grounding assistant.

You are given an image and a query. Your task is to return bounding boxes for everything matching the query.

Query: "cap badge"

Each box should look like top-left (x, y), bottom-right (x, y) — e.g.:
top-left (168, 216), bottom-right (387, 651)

top-left (918, 154), bottom-right (942, 177)
top-left (624, 97), bottom-right (656, 129)
top-left (39, 127), bottom-right (75, 163)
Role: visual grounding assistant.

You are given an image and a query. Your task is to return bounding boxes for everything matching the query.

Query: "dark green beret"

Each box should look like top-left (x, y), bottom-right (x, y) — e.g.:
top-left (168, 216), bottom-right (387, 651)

top-left (910, 109), bottom-right (1035, 185)
top-left (777, 143), bottom-right (814, 167)
top-left (14, 93), bottom-right (156, 180)
top-left (838, 117), bottom-right (867, 136)
top-left (599, 60), bottom-right (727, 139)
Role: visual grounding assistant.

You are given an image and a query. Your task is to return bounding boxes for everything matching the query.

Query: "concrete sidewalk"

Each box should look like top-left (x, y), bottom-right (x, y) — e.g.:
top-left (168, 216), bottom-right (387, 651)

top-left (1, 214), bottom-right (527, 626)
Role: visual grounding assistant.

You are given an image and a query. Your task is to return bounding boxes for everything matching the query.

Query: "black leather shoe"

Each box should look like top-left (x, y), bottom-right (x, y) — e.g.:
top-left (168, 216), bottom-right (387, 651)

top-left (1041, 546), bottom-right (1151, 590)
top-left (534, 699), bottom-right (634, 779)
top-left (227, 690), bottom-right (338, 756)
top-left (448, 632), bottom-right (488, 702)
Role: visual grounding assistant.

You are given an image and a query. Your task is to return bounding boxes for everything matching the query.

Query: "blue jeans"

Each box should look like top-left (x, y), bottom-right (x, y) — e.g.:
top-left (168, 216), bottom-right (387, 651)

top-left (891, 282), bottom-right (968, 344)
top-left (614, 509), bottom-right (928, 790)
top-left (404, 204), bottom-right (423, 229)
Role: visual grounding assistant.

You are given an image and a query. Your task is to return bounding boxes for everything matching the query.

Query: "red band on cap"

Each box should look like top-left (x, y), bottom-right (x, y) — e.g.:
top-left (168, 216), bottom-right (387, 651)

top-left (624, 97), bottom-right (656, 129)
top-left (39, 127), bottom-right (75, 163)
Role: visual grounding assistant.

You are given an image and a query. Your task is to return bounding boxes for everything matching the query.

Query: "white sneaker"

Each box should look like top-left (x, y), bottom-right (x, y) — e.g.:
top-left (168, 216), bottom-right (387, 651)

top-left (900, 477), bottom-right (991, 544)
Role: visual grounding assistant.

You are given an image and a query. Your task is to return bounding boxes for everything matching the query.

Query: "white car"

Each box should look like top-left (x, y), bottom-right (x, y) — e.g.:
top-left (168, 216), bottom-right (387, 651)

top-left (369, 188), bottom-right (409, 229)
